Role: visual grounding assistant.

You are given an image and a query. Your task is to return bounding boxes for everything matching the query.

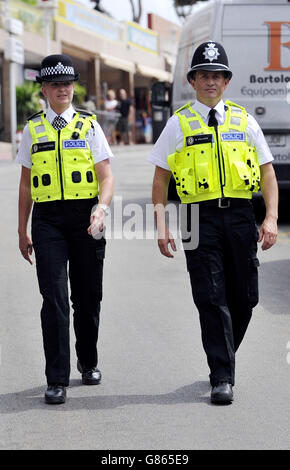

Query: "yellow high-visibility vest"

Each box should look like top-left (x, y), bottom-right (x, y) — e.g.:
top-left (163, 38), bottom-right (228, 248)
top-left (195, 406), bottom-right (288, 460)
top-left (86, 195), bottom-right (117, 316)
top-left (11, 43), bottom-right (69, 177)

top-left (29, 111), bottom-right (99, 202)
top-left (168, 100), bottom-right (260, 203)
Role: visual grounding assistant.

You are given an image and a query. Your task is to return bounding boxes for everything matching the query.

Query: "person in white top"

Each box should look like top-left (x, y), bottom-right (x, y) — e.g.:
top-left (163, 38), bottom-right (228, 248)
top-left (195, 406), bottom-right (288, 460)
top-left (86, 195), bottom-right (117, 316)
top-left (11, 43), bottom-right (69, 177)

top-left (103, 89), bottom-right (119, 144)
top-left (17, 54), bottom-right (114, 405)
top-left (104, 89), bottom-right (118, 112)
top-left (149, 41), bottom-right (278, 405)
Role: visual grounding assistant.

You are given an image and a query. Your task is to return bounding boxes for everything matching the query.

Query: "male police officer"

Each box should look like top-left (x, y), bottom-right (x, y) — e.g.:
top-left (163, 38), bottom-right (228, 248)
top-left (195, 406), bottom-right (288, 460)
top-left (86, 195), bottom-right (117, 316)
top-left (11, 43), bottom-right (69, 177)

top-left (17, 54), bottom-right (114, 404)
top-left (149, 42), bottom-right (278, 404)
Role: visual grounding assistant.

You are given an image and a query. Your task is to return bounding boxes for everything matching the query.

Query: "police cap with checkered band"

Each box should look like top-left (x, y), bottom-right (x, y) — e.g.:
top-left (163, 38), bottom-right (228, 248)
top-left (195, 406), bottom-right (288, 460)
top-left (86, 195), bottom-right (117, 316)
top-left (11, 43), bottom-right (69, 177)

top-left (36, 54), bottom-right (80, 83)
top-left (187, 41), bottom-right (232, 83)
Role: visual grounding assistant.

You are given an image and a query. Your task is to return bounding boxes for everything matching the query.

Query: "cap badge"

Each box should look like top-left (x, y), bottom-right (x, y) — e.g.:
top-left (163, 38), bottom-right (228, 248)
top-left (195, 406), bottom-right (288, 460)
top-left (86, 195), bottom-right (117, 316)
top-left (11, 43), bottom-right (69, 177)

top-left (55, 62), bottom-right (65, 73)
top-left (203, 43), bottom-right (220, 62)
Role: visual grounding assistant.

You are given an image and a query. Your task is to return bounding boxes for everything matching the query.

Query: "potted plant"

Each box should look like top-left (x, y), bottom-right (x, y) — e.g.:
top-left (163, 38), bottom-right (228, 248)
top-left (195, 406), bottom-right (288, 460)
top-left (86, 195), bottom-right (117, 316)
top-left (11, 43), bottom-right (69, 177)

top-left (73, 82), bottom-right (87, 107)
top-left (15, 80), bottom-right (43, 151)
top-left (16, 80), bottom-right (43, 130)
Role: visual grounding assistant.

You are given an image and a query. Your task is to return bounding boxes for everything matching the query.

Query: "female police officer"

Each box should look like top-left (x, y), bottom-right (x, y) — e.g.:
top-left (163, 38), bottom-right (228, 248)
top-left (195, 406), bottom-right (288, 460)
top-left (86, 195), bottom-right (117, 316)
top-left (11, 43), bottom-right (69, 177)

top-left (149, 42), bottom-right (278, 404)
top-left (17, 54), bottom-right (114, 404)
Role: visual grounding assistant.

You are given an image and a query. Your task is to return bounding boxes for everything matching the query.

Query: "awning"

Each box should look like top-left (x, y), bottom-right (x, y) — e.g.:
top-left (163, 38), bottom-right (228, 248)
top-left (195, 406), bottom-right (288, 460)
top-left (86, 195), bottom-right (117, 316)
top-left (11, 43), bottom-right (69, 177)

top-left (136, 64), bottom-right (172, 82)
top-left (100, 53), bottom-right (135, 73)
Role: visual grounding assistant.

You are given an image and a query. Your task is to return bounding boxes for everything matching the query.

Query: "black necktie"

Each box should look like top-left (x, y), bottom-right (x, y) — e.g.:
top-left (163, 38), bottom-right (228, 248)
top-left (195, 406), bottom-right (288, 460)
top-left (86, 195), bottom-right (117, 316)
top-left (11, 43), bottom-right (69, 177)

top-left (208, 108), bottom-right (218, 127)
top-left (52, 115), bottom-right (67, 130)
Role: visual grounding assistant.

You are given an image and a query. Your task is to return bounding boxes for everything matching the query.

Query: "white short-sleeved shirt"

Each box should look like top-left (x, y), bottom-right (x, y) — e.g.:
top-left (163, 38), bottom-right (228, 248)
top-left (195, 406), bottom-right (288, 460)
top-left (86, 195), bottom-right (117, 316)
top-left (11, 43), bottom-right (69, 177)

top-left (16, 104), bottom-right (114, 169)
top-left (148, 99), bottom-right (273, 170)
top-left (104, 99), bottom-right (118, 111)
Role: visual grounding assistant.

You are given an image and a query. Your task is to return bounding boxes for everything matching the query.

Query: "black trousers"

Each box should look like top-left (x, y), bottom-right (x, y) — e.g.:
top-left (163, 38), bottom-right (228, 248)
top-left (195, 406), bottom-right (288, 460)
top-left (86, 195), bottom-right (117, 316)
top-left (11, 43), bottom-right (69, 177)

top-left (31, 198), bottom-right (105, 386)
top-left (183, 201), bottom-right (259, 387)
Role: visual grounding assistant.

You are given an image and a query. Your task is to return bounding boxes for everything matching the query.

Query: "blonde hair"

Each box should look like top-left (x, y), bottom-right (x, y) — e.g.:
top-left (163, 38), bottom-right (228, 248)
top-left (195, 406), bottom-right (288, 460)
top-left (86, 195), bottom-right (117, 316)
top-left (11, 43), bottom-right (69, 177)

top-left (107, 89), bottom-right (116, 100)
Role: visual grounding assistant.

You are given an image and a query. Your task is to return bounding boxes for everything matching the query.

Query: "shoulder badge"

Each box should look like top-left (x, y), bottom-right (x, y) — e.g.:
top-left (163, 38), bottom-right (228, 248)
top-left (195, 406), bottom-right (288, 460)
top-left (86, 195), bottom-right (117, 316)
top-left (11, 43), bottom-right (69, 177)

top-left (174, 101), bottom-right (192, 115)
top-left (224, 100), bottom-right (246, 112)
top-left (76, 108), bottom-right (94, 117)
top-left (76, 108), bottom-right (97, 122)
top-left (27, 110), bottom-right (45, 121)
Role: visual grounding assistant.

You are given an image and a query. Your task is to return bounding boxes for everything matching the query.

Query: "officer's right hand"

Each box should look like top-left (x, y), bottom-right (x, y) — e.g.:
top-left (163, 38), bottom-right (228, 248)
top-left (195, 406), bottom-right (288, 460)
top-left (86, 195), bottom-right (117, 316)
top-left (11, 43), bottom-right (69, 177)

top-left (158, 225), bottom-right (177, 258)
top-left (88, 207), bottom-right (105, 237)
top-left (19, 234), bottom-right (33, 265)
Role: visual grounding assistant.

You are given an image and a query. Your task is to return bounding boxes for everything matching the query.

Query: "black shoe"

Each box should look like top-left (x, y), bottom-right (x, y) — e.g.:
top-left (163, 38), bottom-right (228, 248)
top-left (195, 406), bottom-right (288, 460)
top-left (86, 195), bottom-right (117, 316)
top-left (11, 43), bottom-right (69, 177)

top-left (77, 360), bottom-right (102, 385)
top-left (211, 382), bottom-right (233, 405)
top-left (45, 385), bottom-right (66, 404)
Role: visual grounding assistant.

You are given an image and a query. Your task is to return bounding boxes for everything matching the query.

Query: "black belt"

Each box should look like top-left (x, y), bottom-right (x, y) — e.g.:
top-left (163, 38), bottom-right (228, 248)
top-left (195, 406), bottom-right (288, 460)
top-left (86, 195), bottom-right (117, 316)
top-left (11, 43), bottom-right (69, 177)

top-left (197, 198), bottom-right (251, 209)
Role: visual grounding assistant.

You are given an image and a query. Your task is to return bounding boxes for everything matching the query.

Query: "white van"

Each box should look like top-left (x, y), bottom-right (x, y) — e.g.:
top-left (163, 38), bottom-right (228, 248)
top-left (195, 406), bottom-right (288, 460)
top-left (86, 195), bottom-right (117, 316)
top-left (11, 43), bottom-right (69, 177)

top-left (152, 0), bottom-right (290, 195)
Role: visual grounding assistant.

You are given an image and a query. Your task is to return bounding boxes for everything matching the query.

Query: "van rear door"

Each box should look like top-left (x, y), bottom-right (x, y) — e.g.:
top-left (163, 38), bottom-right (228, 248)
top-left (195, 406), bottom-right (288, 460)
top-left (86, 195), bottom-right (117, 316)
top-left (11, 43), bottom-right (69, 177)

top-left (222, 1), bottom-right (290, 188)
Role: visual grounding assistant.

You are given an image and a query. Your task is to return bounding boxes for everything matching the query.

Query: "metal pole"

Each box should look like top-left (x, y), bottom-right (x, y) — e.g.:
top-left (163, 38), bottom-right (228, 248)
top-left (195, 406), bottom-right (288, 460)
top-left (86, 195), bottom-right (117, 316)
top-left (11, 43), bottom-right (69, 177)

top-left (45, 7), bottom-right (51, 55)
top-left (3, 0), bottom-right (17, 158)
top-left (9, 61), bottom-right (17, 158)
top-left (41, 1), bottom-right (57, 56)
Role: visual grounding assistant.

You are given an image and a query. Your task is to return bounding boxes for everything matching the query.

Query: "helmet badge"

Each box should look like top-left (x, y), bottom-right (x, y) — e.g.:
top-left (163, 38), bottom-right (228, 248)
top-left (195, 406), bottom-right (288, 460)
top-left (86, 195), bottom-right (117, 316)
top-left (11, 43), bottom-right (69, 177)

top-left (203, 43), bottom-right (220, 62)
top-left (55, 62), bottom-right (66, 73)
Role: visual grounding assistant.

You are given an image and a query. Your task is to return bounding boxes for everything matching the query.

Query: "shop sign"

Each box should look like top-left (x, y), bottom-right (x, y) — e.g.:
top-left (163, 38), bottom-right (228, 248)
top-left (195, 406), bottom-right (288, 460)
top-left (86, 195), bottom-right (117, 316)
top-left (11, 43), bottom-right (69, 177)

top-left (24, 68), bottom-right (39, 80)
top-left (4, 36), bottom-right (24, 64)
top-left (127, 22), bottom-right (158, 54)
top-left (10, 0), bottom-right (47, 36)
top-left (56, 0), bottom-right (124, 42)
top-left (3, 17), bottom-right (24, 35)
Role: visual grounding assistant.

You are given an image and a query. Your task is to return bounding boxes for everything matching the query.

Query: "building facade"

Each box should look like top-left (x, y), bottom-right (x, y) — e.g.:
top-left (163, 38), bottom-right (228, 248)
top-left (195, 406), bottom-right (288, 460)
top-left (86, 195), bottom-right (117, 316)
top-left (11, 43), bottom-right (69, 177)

top-left (0, 0), bottom-right (180, 149)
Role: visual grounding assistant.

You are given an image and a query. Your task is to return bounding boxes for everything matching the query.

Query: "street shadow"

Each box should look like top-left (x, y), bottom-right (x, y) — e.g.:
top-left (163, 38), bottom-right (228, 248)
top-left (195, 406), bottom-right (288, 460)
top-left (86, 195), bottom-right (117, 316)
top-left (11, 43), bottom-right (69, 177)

top-left (277, 198), bottom-right (290, 224)
top-left (259, 259), bottom-right (290, 315)
top-left (253, 196), bottom-right (290, 224)
top-left (0, 380), bottom-right (210, 413)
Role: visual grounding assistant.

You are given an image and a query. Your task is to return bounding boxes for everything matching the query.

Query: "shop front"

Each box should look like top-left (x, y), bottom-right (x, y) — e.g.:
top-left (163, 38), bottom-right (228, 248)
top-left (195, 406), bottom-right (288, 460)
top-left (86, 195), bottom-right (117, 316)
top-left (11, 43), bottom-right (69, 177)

top-left (0, 0), bottom-right (175, 148)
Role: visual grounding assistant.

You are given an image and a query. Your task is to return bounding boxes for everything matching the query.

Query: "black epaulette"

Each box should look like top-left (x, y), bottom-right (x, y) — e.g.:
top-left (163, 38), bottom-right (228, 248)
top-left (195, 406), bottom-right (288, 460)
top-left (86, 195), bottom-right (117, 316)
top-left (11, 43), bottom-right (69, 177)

top-left (75, 108), bottom-right (95, 117)
top-left (27, 110), bottom-right (45, 121)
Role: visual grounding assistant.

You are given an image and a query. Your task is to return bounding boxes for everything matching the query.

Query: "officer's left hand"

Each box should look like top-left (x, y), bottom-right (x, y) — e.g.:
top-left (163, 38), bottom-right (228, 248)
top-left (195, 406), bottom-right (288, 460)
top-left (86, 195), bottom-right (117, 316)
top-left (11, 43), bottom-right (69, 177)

top-left (88, 207), bottom-right (105, 237)
top-left (258, 215), bottom-right (278, 250)
top-left (19, 233), bottom-right (34, 264)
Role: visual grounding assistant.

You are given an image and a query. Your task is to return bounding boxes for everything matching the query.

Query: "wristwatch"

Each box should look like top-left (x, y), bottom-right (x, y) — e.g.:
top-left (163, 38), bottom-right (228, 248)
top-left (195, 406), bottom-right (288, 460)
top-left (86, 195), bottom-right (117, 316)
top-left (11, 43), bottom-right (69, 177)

top-left (98, 203), bottom-right (110, 216)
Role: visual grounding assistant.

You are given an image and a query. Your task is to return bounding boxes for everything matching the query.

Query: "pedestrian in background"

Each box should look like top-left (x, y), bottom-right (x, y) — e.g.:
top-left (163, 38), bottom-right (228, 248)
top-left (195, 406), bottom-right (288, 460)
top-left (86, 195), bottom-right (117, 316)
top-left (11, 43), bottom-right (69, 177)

top-left (149, 42), bottom-right (278, 405)
top-left (104, 89), bottom-right (118, 145)
top-left (17, 54), bottom-right (114, 404)
top-left (104, 89), bottom-right (118, 112)
top-left (117, 88), bottom-right (133, 145)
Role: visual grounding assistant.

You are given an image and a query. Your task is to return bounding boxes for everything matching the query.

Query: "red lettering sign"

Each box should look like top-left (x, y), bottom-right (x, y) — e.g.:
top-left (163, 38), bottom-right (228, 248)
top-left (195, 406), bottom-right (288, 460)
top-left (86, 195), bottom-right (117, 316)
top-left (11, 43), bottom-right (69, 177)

top-left (265, 22), bottom-right (290, 71)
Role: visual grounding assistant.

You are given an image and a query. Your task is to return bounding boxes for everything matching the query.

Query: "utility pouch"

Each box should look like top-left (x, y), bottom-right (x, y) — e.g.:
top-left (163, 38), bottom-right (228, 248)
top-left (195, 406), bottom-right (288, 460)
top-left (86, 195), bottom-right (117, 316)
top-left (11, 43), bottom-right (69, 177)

top-left (194, 142), bottom-right (215, 194)
top-left (230, 160), bottom-right (251, 190)
top-left (168, 149), bottom-right (196, 197)
top-left (246, 147), bottom-right (261, 192)
top-left (224, 143), bottom-right (250, 190)
top-left (179, 166), bottom-right (196, 196)
top-left (248, 256), bottom-right (260, 307)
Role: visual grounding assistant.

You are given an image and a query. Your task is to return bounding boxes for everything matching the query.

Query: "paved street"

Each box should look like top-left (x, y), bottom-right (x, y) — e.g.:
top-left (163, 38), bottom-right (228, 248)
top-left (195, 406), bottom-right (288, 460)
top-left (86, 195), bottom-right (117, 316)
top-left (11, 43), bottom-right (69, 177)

top-left (0, 144), bottom-right (290, 450)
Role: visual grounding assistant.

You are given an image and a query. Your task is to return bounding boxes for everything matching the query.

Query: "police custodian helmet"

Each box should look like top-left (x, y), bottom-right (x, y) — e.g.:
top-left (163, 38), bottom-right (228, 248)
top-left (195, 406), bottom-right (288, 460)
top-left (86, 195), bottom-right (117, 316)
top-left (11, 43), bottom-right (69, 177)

top-left (187, 41), bottom-right (232, 83)
top-left (36, 54), bottom-right (80, 84)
